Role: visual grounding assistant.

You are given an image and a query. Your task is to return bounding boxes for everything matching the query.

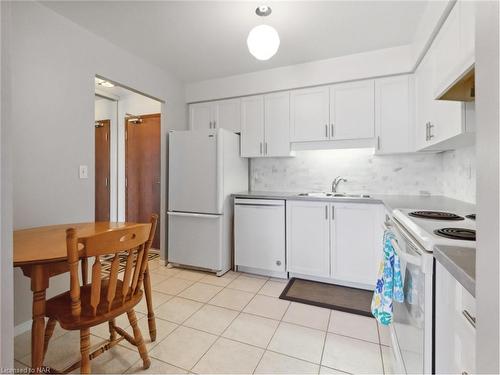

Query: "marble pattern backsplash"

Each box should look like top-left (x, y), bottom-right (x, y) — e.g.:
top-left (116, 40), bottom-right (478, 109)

top-left (250, 146), bottom-right (476, 203)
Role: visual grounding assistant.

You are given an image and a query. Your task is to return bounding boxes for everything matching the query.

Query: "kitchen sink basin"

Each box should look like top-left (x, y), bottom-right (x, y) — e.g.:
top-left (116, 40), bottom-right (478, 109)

top-left (297, 192), bottom-right (371, 199)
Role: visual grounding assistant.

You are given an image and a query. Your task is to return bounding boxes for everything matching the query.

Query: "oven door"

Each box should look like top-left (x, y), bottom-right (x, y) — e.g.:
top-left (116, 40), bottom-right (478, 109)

top-left (386, 218), bottom-right (434, 374)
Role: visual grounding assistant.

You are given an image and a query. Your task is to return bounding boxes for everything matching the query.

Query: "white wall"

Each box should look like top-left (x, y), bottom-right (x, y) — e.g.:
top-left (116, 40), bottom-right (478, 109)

top-left (186, 45), bottom-right (414, 103)
top-left (116, 92), bottom-right (161, 222)
top-left (0, 0), bottom-right (14, 369)
top-left (250, 145), bottom-right (476, 204)
top-left (475, 1), bottom-right (499, 372)
top-left (9, 1), bottom-right (186, 328)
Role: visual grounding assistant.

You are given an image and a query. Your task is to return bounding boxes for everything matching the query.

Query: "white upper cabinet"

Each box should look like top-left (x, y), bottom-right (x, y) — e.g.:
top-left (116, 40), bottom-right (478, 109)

top-left (214, 98), bottom-right (241, 133)
top-left (189, 102), bottom-right (213, 131)
top-left (189, 98), bottom-right (241, 132)
top-left (241, 95), bottom-right (265, 157)
top-left (290, 86), bottom-right (330, 142)
top-left (434, 0), bottom-right (475, 99)
top-left (240, 92), bottom-right (291, 158)
top-left (286, 201), bottom-right (330, 278)
top-left (330, 80), bottom-right (375, 140)
top-left (330, 203), bottom-right (383, 287)
top-left (375, 75), bottom-right (413, 154)
top-left (264, 92), bottom-right (291, 157)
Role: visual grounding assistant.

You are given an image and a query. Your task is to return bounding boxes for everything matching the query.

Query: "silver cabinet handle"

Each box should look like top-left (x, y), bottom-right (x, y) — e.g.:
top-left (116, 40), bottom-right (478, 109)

top-left (425, 122), bottom-right (429, 141)
top-left (209, 121), bottom-right (213, 129)
top-left (377, 136), bottom-right (380, 150)
top-left (325, 124), bottom-right (328, 138)
top-left (462, 310), bottom-right (476, 328)
top-left (264, 142), bottom-right (268, 155)
top-left (325, 205), bottom-right (328, 220)
top-left (330, 124), bottom-right (334, 139)
top-left (331, 205), bottom-right (334, 219)
top-left (428, 123), bottom-right (434, 139)
top-left (260, 142), bottom-right (263, 155)
top-left (213, 120), bottom-right (217, 129)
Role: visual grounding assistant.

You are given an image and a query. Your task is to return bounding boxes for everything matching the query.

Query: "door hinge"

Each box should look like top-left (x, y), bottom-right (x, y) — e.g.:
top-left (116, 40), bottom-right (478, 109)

top-left (125, 178), bottom-right (128, 188)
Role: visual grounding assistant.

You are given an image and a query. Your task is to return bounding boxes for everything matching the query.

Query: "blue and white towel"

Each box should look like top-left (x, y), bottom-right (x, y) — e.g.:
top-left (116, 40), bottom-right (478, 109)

top-left (371, 230), bottom-right (404, 325)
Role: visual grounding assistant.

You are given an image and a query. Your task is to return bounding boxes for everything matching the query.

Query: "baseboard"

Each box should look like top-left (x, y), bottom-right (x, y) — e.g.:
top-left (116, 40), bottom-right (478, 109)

top-left (158, 258), bottom-right (166, 266)
top-left (14, 319), bottom-right (32, 337)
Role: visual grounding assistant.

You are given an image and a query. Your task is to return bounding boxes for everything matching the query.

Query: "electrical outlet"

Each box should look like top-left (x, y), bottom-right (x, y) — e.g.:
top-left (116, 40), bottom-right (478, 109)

top-left (79, 165), bottom-right (88, 179)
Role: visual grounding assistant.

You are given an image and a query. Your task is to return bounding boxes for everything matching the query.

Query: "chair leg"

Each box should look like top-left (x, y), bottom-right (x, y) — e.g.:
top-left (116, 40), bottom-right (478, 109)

top-left (80, 328), bottom-right (91, 374)
top-left (143, 266), bottom-right (157, 342)
top-left (108, 319), bottom-right (117, 342)
top-left (127, 309), bottom-right (150, 369)
top-left (43, 318), bottom-right (57, 358)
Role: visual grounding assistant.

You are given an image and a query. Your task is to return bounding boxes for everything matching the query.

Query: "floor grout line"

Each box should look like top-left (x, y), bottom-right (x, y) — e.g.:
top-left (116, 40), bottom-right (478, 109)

top-left (318, 310), bottom-right (333, 373)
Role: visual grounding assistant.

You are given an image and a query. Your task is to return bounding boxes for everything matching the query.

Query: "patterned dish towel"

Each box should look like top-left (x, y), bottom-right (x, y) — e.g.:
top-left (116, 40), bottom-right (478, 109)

top-left (371, 230), bottom-right (404, 325)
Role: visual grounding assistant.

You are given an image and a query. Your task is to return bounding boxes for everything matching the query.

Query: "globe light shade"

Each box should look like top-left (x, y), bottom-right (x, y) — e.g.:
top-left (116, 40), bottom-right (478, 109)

top-left (247, 24), bottom-right (280, 61)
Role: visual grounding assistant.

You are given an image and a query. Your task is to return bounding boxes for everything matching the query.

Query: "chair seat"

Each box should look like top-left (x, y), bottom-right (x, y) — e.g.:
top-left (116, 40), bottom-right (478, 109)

top-left (46, 279), bottom-right (143, 330)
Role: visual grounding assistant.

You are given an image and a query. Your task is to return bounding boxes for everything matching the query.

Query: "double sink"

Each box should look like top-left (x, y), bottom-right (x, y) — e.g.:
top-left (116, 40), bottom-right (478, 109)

top-left (297, 192), bottom-right (371, 199)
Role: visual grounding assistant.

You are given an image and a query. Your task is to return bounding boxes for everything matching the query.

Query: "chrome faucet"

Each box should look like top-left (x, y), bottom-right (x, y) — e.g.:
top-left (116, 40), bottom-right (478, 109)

top-left (331, 176), bottom-right (347, 193)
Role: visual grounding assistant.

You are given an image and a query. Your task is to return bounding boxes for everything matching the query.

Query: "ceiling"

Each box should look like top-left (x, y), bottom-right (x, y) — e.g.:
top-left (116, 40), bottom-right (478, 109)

top-left (42, 1), bottom-right (430, 83)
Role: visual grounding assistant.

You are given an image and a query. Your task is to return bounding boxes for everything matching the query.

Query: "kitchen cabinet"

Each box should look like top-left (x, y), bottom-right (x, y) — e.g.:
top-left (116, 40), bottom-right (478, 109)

top-left (290, 81), bottom-right (374, 143)
top-left (240, 92), bottom-right (291, 157)
top-left (330, 203), bottom-right (382, 286)
top-left (286, 201), bottom-right (330, 277)
top-left (330, 80), bottom-right (375, 140)
top-left (234, 199), bottom-right (286, 277)
top-left (375, 75), bottom-right (413, 154)
top-left (286, 200), bottom-right (383, 288)
top-left (414, 36), bottom-right (470, 151)
top-left (189, 98), bottom-right (241, 132)
top-left (434, 0), bottom-right (475, 100)
top-left (435, 262), bottom-right (476, 374)
top-left (290, 86), bottom-right (330, 142)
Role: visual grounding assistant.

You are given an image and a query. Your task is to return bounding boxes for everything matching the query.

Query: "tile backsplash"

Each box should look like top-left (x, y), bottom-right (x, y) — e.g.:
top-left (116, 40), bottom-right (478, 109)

top-left (250, 145), bottom-right (476, 203)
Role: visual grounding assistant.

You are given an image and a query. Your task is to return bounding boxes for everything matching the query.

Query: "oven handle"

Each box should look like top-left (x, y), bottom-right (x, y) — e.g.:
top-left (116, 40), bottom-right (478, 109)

top-left (390, 238), bottom-right (422, 267)
top-left (383, 221), bottom-right (423, 267)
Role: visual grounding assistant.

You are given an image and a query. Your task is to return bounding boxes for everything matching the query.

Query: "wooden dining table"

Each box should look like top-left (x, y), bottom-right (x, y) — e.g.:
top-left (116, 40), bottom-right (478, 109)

top-left (13, 222), bottom-right (158, 372)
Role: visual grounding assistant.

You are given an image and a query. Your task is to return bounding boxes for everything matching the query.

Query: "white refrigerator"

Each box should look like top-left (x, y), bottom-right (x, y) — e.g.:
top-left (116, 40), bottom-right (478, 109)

top-left (168, 128), bottom-right (248, 275)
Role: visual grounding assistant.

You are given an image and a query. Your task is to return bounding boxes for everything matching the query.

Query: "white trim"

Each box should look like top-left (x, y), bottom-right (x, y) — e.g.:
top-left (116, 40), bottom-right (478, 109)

top-left (14, 320), bottom-right (32, 337)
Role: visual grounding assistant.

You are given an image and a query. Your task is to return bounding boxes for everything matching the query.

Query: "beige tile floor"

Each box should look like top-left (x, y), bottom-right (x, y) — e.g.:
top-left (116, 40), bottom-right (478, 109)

top-left (14, 258), bottom-right (397, 374)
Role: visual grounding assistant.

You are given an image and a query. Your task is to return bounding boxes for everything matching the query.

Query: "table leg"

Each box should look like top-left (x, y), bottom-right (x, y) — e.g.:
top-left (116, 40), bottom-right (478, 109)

top-left (143, 265), bottom-right (156, 342)
top-left (30, 265), bottom-right (49, 373)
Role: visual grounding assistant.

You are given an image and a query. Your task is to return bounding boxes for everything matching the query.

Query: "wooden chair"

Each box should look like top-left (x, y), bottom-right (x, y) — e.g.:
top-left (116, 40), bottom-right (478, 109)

top-left (42, 215), bottom-right (158, 374)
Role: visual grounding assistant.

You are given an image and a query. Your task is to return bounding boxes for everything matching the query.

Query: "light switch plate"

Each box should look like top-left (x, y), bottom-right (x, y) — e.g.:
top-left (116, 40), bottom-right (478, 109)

top-left (79, 165), bottom-right (88, 179)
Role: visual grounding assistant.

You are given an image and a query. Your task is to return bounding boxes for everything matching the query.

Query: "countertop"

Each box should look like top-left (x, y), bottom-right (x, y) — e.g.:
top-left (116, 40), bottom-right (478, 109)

top-left (233, 191), bottom-right (476, 214)
top-left (434, 245), bottom-right (476, 297)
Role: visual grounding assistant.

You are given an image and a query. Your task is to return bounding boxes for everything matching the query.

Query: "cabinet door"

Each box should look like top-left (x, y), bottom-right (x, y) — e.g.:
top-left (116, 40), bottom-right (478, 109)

top-left (189, 102), bottom-right (213, 131)
top-left (286, 201), bottom-right (330, 277)
top-left (375, 75), bottom-right (413, 154)
top-left (330, 80), bottom-right (375, 140)
top-left (265, 92), bottom-right (291, 157)
top-left (330, 203), bottom-right (382, 286)
top-left (240, 95), bottom-right (265, 157)
top-left (415, 44), bottom-right (435, 150)
top-left (290, 86), bottom-right (330, 142)
top-left (214, 98), bottom-right (241, 133)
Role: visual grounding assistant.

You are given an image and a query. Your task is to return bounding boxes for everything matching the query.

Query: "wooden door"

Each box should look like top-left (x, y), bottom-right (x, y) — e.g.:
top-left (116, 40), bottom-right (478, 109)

top-left (240, 95), bottom-right (265, 157)
top-left (330, 80), bottom-right (375, 140)
top-left (286, 201), bottom-right (330, 277)
top-left (126, 113), bottom-right (161, 248)
top-left (95, 119), bottom-right (110, 221)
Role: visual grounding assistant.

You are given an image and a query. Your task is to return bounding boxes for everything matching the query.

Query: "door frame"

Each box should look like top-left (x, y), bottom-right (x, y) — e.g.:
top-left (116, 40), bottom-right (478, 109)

top-left (95, 119), bottom-right (111, 221)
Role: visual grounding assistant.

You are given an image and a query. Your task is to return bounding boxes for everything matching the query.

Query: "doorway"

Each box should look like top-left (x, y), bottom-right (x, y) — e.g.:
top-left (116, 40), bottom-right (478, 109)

top-left (125, 113), bottom-right (161, 248)
top-left (95, 119), bottom-right (111, 221)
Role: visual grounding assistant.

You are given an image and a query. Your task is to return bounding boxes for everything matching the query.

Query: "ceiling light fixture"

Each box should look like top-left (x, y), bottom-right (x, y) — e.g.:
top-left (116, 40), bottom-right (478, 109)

top-left (247, 5), bottom-right (280, 61)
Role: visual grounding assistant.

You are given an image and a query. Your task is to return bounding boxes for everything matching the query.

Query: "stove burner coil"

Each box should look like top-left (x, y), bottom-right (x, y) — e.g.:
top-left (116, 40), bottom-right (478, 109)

top-left (409, 211), bottom-right (464, 221)
top-left (434, 228), bottom-right (476, 241)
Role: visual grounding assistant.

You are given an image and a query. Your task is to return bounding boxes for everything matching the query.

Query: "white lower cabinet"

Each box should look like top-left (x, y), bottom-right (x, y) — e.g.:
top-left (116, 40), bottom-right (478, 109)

top-left (286, 201), bottom-right (330, 277)
top-left (330, 203), bottom-right (383, 286)
top-left (435, 262), bottom-right (476, 374)
top-left (286, 200), bottom-right (383, 289)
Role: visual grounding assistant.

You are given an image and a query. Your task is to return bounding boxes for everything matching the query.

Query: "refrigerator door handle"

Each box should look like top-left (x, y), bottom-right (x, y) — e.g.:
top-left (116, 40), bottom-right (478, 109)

top-left (167, 211), bottom-right (221, 219)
